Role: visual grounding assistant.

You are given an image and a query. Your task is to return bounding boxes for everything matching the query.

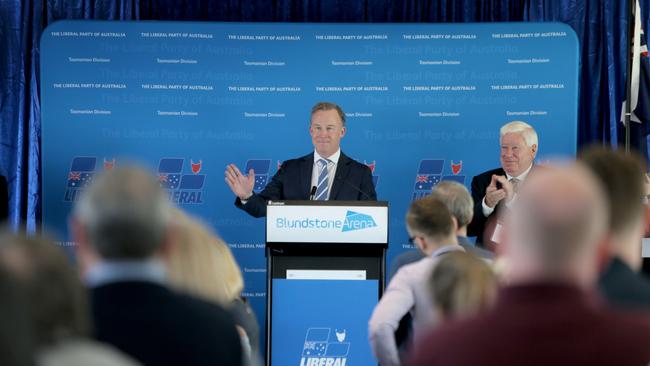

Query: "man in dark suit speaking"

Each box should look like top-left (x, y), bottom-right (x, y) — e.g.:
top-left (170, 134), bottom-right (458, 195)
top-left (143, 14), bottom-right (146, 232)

top-left (225, 102), bottom-right (377, 218)
top-left (467, 121), bottom-right (538, 250)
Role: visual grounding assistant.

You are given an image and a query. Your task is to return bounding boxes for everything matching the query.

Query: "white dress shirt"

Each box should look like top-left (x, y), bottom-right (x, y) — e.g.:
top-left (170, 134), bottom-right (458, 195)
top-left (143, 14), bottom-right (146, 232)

top-left (368, 244), bottom-right (465, 366)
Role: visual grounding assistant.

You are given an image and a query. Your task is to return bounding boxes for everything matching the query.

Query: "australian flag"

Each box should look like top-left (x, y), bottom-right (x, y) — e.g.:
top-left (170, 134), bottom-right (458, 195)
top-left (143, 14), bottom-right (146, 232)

top-left (412, 159), bottom-right (444, 201)
top-left (245, 159), bottom-right (271, 192)
top-left (302, 328), bottom-right (329, 357)
top-left (158, 158), bottom-right (183, 189)
top-left (622, 0), bottom-right (650, 161)
top-left (67, 157), bottom-right (96, 188)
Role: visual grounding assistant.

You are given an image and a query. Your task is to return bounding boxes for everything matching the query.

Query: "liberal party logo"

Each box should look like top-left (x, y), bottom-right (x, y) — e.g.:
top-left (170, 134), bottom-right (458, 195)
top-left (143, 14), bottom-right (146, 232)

top-left (64, 156), bottom-right (115, 202)
top-left (364, 160), bottom-right (380, 188)
top-left (158, 158), bottom-right (206, 204)
top-left (245, 159), bottom-right (272, 192)
top-left (412, 159), bottom-right (466, 201)
top-left (301, 327), bottom-right (349, 366)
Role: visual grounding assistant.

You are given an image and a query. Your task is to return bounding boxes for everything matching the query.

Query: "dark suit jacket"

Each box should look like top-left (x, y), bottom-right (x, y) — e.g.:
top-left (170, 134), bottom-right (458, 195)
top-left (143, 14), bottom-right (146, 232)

top-left (229, 297), bottom-right (260, 357)
top-left (466, 167), bottom-right (505, 244)
top-left (408, 284), bottom-right (650, 366)
top-left (90, 281), bottom-right (241, 366)
top-left (599, 256), bottom-right (650, 309)
top-left (235, 151), bottom-right (377, 217)
top-left (0, 175), bottom-right (7, 222)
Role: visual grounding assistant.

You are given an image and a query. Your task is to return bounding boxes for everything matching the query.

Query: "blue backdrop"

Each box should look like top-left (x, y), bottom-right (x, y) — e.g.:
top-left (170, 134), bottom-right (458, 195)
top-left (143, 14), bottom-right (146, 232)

top-left (1, 0), bottom-right (647, 234)
top-left (40, 21), bottom-right (579, 353)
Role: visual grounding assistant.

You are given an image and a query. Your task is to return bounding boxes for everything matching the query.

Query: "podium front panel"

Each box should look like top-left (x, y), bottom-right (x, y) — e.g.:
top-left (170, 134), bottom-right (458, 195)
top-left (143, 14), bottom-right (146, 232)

top-left (271, 278), bottom-right (377, 366)
top-left (266, 201), bottom-right (388, 244)
top-left (267, 251), bottom-right (382, 366)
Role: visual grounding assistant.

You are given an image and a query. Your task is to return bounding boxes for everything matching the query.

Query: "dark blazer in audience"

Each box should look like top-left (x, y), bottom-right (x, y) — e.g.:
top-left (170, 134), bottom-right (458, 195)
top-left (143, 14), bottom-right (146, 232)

top-left (599, 256), bottom-right (650, 309)
top-left (91, 281), bottom-right (241, 366)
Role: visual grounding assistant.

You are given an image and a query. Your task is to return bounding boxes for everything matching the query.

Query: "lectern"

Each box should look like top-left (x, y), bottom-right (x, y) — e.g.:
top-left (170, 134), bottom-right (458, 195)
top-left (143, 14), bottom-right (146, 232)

top-left (265, 200), bottom-right (388, 366)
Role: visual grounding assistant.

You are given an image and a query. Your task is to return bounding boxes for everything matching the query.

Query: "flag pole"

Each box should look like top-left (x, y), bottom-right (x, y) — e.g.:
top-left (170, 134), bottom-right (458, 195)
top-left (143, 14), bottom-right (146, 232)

top-left (625, 0), bottom-right (636, 154)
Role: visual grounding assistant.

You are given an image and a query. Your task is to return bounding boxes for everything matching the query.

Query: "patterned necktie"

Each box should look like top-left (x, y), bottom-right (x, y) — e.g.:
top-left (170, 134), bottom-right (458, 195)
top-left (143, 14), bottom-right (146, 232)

top-left (314, 159), bottom-right (330, 200)
top-left (510, 178), bottom-right (520, 194)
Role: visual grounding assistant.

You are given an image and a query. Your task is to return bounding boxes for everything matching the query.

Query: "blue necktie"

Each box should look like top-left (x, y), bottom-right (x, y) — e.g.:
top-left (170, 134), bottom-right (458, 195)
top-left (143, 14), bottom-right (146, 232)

top-left (314, 159), bottom-right (330, 200)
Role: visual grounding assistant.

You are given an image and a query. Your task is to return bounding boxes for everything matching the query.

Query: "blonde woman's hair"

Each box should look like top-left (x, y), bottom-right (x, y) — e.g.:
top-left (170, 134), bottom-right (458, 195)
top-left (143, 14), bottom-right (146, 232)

top-left (166, 208), bottom-right (244, 305)
top-left (428, 252), bottom-right (497, 320)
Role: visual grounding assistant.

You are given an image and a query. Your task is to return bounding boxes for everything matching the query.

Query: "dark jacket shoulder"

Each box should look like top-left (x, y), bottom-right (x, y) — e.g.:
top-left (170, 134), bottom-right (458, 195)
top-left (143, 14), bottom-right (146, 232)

top-left (91, 281), bottom-right (241, 366)
top-left (599, 257), bottom-right (650, 309)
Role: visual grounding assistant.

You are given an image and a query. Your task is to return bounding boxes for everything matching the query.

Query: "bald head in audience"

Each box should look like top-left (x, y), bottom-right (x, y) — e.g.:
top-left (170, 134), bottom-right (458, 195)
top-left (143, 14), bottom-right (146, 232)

top-left (503, 163), bottom-right (608, 286)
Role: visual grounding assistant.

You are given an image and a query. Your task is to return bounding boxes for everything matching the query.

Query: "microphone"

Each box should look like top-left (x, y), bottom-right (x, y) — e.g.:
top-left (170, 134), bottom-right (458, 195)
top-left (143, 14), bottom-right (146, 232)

top-left (309, 186), bottom-right (317, 200)
top-left (334, 176), bottom-right (375, 200)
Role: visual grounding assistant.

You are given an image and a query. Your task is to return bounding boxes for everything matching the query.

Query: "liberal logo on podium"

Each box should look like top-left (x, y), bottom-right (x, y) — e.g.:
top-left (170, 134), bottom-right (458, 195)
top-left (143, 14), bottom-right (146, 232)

top-left (158, 158), bottom-right (206, 204)
top-left (301, 327), bottom-right (350, 366)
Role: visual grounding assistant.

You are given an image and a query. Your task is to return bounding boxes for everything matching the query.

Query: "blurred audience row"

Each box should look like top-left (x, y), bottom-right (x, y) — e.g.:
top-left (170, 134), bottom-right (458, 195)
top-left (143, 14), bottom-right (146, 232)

top-left (1, 140), bottom-right (650, 366)
top-left (371, 143), bottom-right (650, 366)
top-left (0, 167), bottom-right (260, 366)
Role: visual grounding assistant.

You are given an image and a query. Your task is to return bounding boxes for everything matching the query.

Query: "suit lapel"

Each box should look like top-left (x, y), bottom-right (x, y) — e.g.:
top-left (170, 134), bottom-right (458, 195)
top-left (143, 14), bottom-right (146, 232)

top-left (299, 154), bottom-right (314, 199)
top-left (329, 152), bottom-right (351, 200)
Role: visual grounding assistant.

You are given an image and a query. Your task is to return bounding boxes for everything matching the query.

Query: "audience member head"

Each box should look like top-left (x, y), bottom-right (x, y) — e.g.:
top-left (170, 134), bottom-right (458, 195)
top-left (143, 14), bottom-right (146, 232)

top-left (406, 196), bottom-right (457, 255)
top-left (499, 121), bottom-right (538, 177)
top-left (503, 163), bottom-right (608, 287)
top-left (71, 166), bottom-right (172, 262)
top-left (0, 231), bottom-right (89, 347)
top-left (0, 264), bottom-right (34, 366)
top-left (166, 208), bottom-right (244, 306)
top-left (431, 180), bottom-right (474, 234)
top-left (579, 146), bottom-right (647, 270)
top-left (428, 252), bottom-right (497, 321)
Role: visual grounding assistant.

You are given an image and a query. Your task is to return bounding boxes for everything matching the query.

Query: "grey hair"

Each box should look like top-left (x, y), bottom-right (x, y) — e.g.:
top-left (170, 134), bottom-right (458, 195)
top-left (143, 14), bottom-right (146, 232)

top-left (431, 181), bottom-right (474, 227)
top-left (73, 166), bottom-right (171, 259)
top-left (500, 121), bottom-right (538, 148)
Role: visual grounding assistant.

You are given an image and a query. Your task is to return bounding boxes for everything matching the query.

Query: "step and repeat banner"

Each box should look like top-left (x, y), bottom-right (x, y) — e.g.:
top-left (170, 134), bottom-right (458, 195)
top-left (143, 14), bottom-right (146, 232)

top-left (41, 20), bottom-right (578, 356)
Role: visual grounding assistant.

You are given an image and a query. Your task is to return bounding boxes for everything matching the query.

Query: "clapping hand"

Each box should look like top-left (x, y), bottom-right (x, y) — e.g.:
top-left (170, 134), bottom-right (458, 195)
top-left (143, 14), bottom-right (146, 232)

top-left (485, 174), bottom-right (514, 207)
